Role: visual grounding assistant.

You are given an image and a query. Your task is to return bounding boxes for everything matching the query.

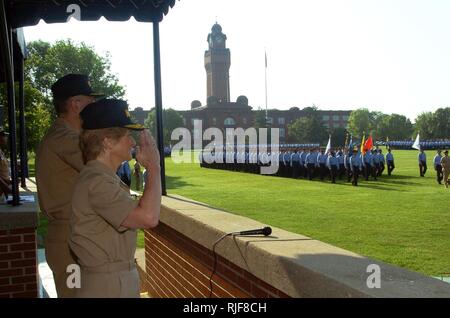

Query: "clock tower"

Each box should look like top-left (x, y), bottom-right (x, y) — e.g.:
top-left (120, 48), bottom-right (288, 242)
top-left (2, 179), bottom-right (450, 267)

top-left (204, 23), bottom-right (230, 103)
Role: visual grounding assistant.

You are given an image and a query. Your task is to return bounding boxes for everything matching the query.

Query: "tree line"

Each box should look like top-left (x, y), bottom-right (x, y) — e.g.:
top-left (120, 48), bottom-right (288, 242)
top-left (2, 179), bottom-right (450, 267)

top-left (286, 107), bottom-right (449, 146)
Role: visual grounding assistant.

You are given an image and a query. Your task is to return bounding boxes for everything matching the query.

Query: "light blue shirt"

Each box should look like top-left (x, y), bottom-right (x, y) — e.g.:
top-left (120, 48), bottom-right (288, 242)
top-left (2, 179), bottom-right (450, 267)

top-left (364, 152), bottom-right (373, 166)
top-left (372, 153), bottom-right (380, 164)
top-left (327, 155), bottom-right (338, 169)
top-left (305, 153), bottom-right (316, 164)
top-left (317, 153), bottom-right (327, 165)
top-left (433, 154), bottom-right (442, 168)
top-left (418, 152), bottom-right (426, 163)
top-left (350, 155), bottom-right (362, 171)
top-left (386, 152), bottom-right (394, 163)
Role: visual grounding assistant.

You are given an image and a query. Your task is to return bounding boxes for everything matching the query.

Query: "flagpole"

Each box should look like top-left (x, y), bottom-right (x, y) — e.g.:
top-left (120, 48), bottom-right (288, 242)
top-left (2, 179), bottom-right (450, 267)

top-left (264, 49), bottom-right (268, 124)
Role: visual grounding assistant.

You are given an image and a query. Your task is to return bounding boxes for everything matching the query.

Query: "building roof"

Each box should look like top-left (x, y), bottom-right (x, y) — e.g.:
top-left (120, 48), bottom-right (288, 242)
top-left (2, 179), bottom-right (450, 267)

top-left (5, 0), bottom-right (177, 28)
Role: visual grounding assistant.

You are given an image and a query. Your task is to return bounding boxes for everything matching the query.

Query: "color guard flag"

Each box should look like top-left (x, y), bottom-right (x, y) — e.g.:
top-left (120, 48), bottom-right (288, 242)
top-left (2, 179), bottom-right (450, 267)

top-left (364, 134), bottom-right (373, 153)
top-left (325, 135), bottom-right (331, 154)
top-left (412, 133), bottom-right (420, 150)
top-left (360, 132), bottom-right (366, 154)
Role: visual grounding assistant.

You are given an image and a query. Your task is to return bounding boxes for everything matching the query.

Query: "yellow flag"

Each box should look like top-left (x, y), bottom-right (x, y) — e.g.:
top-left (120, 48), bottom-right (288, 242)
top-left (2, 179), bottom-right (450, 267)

top-left (360, 132), bottom-right (366, 154)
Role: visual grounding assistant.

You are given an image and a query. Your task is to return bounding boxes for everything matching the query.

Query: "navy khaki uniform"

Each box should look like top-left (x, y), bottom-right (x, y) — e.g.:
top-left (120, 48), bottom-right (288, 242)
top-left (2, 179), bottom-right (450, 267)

top-left (70, 160), bottom-right (140, 298)
top-left (36, 118), bottom-right (84, 298)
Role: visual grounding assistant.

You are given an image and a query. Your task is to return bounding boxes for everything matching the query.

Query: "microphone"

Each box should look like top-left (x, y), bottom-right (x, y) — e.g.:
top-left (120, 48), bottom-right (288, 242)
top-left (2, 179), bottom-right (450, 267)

top-left (232, 227), bottom-right (272, 236)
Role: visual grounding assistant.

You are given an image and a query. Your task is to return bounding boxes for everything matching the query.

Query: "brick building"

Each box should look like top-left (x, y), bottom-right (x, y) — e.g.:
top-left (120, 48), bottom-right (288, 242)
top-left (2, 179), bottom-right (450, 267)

top-left (131, 23), bottom-right (351, 142)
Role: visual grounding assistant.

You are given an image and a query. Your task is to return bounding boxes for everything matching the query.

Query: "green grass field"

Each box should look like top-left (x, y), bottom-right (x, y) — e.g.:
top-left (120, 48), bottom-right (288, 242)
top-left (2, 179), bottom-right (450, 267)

top-left (163, 150), bottom-right (450, 277)
top-left (32, 149), bottom-right (449, 277)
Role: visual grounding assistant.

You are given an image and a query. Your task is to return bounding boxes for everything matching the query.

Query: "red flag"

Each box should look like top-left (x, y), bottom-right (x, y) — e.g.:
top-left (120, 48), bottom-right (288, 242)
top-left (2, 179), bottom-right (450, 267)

top-left (364, 135), bottom-right (373, 153)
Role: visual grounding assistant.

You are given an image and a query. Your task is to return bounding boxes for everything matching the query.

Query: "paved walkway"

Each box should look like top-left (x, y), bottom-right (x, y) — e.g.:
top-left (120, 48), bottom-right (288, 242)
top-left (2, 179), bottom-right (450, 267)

top-left (37, 249), bottom-right (56, 298)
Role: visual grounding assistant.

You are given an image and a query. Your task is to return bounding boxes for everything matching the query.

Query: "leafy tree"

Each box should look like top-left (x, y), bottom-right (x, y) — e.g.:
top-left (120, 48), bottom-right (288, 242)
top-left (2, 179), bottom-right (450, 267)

top-left (25, 39), bottom-right (125, 115)
top-left (1, 39), bottom-right (126, 154)
top-left (414, 112), bottom-right (435, 139)
top-left (329, 127), bottom-right (348, 148)
top-left (413, 107), bottom-right (450, 139)
top-left (0, 82), bottom-right (52, 152)
top-left (369, 111), bottom-right (388, 137)
top-left (253, 108), bottom-right (267, 129)
top-left (287, 106), bottom-right (328, 144)
top-left (432, 107), bottom-right (450, 139)
top-left (144, 108), bottom-right (184, 146)
top-left (347, 108), bottom-right (372, 138)
top-left (378, 114), bottom-right (413, 140)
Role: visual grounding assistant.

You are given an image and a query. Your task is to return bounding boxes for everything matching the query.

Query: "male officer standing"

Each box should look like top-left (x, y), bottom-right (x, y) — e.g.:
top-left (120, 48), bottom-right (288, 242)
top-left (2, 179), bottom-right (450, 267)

top-left (377, 149), bottom-right (385, 176)
top-left (35, 74), bottom-right (102, 297)
top-left (433, 150), bottom-right (443, 184)
top-left (317, 149), bottom-right (327, 181)
top-left (327, 151), bottom-right (338, 183)
top-left (386, 148), bottom-right (395, 176)
top-left (349, 149), bottom-right (362, 186)
top-left (418, 149), bottom-right (427, 177)
top-left (305, 149), bottom-right (316, 180)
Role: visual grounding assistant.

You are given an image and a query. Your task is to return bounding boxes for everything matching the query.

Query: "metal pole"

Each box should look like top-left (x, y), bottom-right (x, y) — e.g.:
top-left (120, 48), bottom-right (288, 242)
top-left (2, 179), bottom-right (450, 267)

top-left (152, 22), bottom-right (167, 196)
top-left (18, 53), bottom-right (28, 186)
top-left (264, 50), bottom-right (268, 123)
top-left (0, 1), bottom-right (20, 205)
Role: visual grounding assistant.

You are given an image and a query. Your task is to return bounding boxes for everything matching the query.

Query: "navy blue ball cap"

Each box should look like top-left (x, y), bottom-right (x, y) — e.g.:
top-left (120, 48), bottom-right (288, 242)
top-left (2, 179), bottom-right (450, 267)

top-left (51, 74), bottom-right (104, 99)
top-left (81, 98), bottom-right (145, 131)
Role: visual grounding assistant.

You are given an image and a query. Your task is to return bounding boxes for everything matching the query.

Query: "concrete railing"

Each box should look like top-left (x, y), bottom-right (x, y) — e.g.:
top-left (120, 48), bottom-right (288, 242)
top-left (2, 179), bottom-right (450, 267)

top-left (144, 194), bottom-right (450, 298)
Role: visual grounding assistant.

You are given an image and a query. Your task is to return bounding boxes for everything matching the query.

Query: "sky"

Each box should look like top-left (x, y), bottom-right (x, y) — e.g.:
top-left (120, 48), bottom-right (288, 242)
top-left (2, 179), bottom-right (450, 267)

top-left (22, 0), bottom-right (450, 122)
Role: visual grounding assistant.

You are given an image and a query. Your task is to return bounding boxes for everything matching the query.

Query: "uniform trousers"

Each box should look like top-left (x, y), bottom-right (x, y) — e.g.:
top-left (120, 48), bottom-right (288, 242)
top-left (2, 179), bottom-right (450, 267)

top-left (387, 161), bottom-right (395, 175)
top-left (75, 260), bottom-right (140, 298)
top-left (419, 160), bottom-right (427, 176)
top-left (45, 221), bottom-right (78, 298)
top-left (435, 164), bottom-right (443, 184)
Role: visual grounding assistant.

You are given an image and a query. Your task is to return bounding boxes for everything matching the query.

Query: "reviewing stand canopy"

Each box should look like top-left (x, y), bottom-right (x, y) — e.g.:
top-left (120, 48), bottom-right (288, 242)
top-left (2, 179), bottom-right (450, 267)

top-left (0, 0), bottom-right (178, 204)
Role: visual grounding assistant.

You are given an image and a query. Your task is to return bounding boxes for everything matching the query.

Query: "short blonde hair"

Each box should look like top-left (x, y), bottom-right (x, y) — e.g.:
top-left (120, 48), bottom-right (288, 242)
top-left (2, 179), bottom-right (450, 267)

top-left (80, 127), bottom-right (128, 164)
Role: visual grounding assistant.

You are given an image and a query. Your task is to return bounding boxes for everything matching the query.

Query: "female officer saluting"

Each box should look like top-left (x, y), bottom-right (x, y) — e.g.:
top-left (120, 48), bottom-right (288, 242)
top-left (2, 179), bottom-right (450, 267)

top-left (69, 98), bottom-right (161, 298)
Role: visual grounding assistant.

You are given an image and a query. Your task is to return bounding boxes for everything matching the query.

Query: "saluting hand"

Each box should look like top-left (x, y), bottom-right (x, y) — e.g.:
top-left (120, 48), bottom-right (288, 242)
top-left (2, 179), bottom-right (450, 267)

top-left (136, 130), bottom-right (160, 171)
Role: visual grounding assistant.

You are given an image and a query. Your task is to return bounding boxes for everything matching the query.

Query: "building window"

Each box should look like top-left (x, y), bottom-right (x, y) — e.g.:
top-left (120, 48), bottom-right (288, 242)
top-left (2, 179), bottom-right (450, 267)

top-left (333, 122), bottom-right (340, 128)
top-left (279, 128), bottom-right (285, 138)
top-left (324, 123), bottom-right (330, 128)
top-left (224, 117), bottom-right (236, 126)
top-left (342, 115), bottom-right (349, 121)
top-left (333, 115), bottom-right (340, 121)
top-left (278, 117), bottom-right (285, 125)
top-left (266, 117), bottom-right (273, 124)
top-left (322, 115), bottom-right (329, 121)
top-left (242, 117), bottom-right (247, 124)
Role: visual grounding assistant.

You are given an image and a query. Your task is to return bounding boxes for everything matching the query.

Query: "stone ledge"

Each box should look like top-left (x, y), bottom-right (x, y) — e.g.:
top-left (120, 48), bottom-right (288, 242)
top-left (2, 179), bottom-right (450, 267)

top-left (160, 194), bottom-right (450, 298)
top-left (0, 179), bottom-right (39, 230)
